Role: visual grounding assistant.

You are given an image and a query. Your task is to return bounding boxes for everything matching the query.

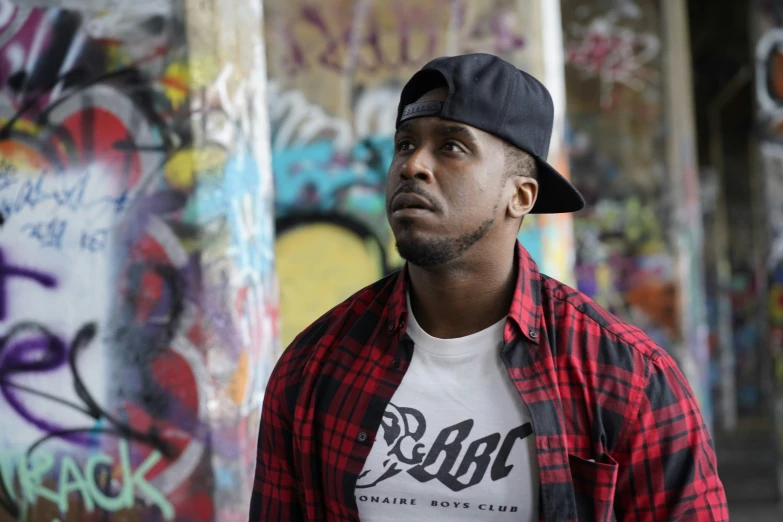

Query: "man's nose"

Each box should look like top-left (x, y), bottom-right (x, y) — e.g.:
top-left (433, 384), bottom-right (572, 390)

top-left (399, 147), bottom-right (435, 183)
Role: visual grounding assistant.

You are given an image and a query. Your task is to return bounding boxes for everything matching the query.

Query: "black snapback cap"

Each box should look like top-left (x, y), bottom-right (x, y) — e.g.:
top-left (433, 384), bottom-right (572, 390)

top-left (396, 53), bottom-right (584, 214)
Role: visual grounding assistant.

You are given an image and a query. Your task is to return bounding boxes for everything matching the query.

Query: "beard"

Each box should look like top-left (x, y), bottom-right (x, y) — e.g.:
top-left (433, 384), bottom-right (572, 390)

top-left (394, 217), bottom-right (495, 267)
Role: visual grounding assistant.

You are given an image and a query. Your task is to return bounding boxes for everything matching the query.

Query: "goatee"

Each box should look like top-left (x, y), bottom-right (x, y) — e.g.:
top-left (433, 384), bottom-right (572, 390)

top-left (394, 218), bottom-right (494, 267)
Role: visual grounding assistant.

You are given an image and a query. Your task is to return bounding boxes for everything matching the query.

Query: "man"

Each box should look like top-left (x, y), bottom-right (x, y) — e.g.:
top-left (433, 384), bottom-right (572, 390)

top-left (250, 54), bottom-right (727, 522)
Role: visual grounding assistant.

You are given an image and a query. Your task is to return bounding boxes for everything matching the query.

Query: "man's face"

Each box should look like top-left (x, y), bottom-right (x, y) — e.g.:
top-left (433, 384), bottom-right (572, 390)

top-left (385, 88), bottom-right (509, 267)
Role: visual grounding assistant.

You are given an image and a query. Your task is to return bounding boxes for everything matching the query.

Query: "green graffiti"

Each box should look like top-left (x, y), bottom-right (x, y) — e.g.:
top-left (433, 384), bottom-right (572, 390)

top-left (58, 454), bottom-right (95, 512)
top-left (83, 453), bottom-right (126, 512)
top-left (1, 440), bottom-right (174, 520)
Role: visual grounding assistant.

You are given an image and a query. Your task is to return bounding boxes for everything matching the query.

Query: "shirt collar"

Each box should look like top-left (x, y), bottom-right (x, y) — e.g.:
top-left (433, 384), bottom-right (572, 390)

top-left (387, 241), bottom-right (542, 343)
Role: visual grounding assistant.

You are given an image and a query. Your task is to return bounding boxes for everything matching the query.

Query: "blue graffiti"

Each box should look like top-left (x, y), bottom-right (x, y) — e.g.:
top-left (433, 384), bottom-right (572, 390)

top-left (80, 228), bottom-right (109, 252)
top-left (0, 171), bottom-right (129, 221)
top-left (271, 136), bottom-right (394, 215)
top-left (21, 218), bottom-right (68, 249)
top-left (185, 147), bottom-right (275, 275)
top-left (0, 173), bottom-right (15, 192)
top-left (225, 152), bottom-right (275, 275)
top-left (518, 222), bottom-right (543, 265)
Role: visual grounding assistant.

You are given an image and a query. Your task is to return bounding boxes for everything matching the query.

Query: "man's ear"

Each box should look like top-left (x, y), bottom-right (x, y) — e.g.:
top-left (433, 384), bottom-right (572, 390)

top-left (507, 176), bottom-right (539, 219)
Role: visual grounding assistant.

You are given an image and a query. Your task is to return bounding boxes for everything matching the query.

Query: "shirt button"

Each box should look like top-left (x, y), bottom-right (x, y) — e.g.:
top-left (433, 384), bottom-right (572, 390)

top-left (398, 318), bottom-right (406, 329)
top-left (357, 432), bottom-right (367, 443)
top-left (387, 322), bottom-right (395, 332)
top-left (529, 329), bottom-right (538, 338)
top-left (391, 358), bottom-right (401, 368)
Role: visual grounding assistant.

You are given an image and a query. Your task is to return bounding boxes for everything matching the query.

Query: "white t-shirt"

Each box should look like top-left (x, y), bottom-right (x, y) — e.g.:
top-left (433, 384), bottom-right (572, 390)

top-left (356, 297), bottom-right (539, 521)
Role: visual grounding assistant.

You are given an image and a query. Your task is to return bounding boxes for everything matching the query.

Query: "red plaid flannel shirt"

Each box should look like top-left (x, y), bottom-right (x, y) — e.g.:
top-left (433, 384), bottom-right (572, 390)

top-left (251, 243), bottom-right (727, 521)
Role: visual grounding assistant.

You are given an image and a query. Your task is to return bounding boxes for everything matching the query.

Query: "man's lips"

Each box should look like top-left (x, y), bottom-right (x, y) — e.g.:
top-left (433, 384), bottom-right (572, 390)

top-left (391, 192), bottom-right (435, 213)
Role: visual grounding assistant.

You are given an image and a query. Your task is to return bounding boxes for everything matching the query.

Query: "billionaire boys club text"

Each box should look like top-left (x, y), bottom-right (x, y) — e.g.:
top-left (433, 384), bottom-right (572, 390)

top-left (356, 495), bottom-right (520, 513)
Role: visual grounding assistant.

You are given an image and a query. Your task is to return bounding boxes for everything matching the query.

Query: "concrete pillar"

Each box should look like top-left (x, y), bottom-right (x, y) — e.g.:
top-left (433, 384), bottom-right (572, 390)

top-left (264, 0), bottom-right (576, 347)
top-left (561, 0), bottom-right (710, 422)
top-left (0, 0), bottom-right (278, 520)
top-left (660, 0), bottom-right (712, 428)
top-left (752, 0), bottom-right (783, 501)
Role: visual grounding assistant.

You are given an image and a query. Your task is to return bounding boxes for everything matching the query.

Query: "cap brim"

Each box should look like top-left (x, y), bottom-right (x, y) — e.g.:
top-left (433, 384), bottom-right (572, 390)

top-left (530, 159), bottom-right (585, 214)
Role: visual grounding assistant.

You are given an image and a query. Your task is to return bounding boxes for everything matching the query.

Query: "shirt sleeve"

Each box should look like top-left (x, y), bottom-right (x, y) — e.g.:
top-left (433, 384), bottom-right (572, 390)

top-left (249, 361), bottom-right (305, 522)
top-left (614, 353), bottom-right (729, 521)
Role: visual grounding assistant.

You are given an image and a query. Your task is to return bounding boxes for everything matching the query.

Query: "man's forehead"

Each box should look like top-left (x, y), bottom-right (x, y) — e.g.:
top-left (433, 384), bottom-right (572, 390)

top-left (396, 84), bottom-right (492, 143)
top-left (395, 117), bottom-right (484, 143)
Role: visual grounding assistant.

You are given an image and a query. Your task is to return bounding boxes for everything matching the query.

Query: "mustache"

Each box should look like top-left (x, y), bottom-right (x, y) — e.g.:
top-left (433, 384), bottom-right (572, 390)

top-left (389, 182), bottom-right (441, 212)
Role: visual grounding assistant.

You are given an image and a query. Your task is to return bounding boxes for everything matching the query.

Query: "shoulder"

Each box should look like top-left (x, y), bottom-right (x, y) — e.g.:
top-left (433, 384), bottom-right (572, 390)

top-left (539, 273), bottom-right (668, 366)
top-left (537, 274), bottom-right (695, 456)
top-left (267, 271), bottom-right (400, 394)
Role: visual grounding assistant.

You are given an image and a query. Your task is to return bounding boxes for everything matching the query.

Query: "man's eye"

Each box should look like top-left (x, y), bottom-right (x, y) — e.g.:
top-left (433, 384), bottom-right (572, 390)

top-left (442, 142), bottom-right (462, 152)
top-left (396, 140), bottom-right (413, 152)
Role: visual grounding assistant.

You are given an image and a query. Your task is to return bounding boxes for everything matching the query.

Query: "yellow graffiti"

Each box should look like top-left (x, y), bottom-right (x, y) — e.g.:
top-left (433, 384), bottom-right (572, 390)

top-left (276, 222), bottom-right (385, 347)
top-left (0, 138), bottom-right (51, 174)
top-left (539, 213), bottom-right (575, 285)
top-left (188, 57), bottom-right (223, 91)
top-left (103, 43), bottom-right (125, 74)
top-left (227, 351), bottom-right (250, 405)
top-left (594, 262), bottom-right (613, 309)
top-left (164, 147), bottom-right (228, 189)
top-left (0, 118), bottom-right (41, 136)
top-left (162, 61), bottom-right (190, 110)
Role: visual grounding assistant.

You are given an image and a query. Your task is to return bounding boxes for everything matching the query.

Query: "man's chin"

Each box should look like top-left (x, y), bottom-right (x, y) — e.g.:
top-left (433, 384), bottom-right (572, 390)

top-left (393, 216), bottom-right (494, 267)
top-left (395, 237), bottom-right (455, 267)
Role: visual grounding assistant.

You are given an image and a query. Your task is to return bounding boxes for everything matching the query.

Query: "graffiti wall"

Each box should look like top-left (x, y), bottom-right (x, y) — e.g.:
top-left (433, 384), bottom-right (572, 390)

top-left (754, 1), bottom-right (783, 484)
top-left (563, 0), bottom-right (674, 344)
top-left (265, 0), bottom-right (575, 346)
top-left (0, 0), bottom-right (278, 520)
top-left (562, 0), bottom-right (709, 413)
top-left (756, 13), bottom-right (783, 379)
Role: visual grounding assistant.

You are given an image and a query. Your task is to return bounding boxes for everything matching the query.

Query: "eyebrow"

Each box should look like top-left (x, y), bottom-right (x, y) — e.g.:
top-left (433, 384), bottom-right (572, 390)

top-left (433, 124), bottom-right (477, 143)
top-left (395, 121), bottom-right (478, 143)
top-left (395, 121), bottom-right (415, 137)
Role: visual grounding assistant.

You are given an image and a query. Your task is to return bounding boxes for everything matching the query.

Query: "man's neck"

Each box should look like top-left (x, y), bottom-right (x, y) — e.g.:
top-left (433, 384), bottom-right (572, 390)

top-left (407, 241), bottom-right (517, 339)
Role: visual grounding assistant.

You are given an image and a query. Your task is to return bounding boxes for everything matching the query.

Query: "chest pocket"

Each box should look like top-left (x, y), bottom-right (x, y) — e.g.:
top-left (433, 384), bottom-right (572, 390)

top-left (569, 453), bottom-right (619, 522)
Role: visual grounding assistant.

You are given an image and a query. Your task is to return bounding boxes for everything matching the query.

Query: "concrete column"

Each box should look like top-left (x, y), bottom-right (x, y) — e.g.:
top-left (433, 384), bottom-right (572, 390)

top-left (660, 0), bottom-right (712, 428)
top-left (0, 0), bottom-right (278, 520)
top-left (751, 0), bottom-right (783, 501)
top-left (561, 0), bottom-right (710, 422)
top-left (264, 0), bottom-right (576, 346)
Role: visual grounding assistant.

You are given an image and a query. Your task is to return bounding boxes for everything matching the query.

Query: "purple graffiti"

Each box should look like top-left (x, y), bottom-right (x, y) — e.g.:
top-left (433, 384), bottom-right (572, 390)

top-left (0, 250), bottom-right (77, 441)
top-left (274, 2), bottom-right (526, 76)
top-left (0, 247), bottom-right (56, 321)
top-left (0, 322), bottom-right (81, 440)
top-left (0, 320), bottom-right (175, 454)
top-left (0, 248), bottom-right (177, 454)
